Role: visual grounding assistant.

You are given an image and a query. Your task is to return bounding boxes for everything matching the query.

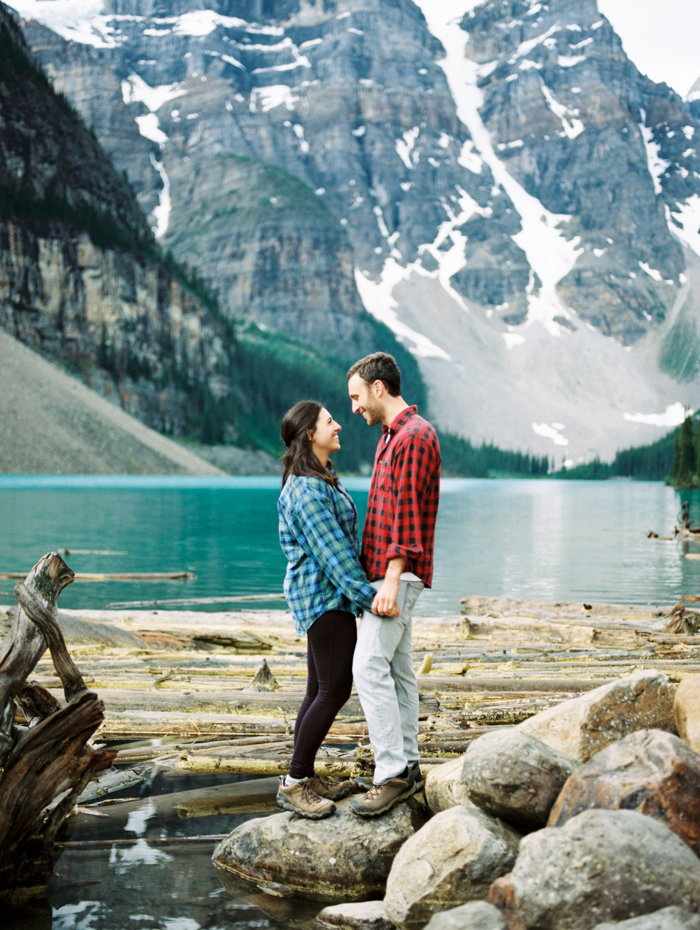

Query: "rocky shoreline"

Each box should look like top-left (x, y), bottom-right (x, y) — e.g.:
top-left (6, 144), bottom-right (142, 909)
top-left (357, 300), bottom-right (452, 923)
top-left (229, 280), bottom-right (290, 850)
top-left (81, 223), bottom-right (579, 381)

top-left (3, 593), bottom-right (700, 927)
top-left (212, 667), bottom-right (700, 930)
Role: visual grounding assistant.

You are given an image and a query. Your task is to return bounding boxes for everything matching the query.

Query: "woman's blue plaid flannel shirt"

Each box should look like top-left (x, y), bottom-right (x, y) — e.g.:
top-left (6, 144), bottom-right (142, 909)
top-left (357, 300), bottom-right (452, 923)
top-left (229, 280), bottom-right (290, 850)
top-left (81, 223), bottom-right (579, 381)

top-left (278, 474), bottom-right (376, 636)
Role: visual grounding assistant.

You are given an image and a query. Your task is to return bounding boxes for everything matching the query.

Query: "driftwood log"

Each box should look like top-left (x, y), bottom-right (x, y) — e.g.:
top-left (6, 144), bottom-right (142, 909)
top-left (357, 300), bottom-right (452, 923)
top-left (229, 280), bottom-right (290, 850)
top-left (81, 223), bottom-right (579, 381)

top-left (0, 553), bottom-right (115, 906)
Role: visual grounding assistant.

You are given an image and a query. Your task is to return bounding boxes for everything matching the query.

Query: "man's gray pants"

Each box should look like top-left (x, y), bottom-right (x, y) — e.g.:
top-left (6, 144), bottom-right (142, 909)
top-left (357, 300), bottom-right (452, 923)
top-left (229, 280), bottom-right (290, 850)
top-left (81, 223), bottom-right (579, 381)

top-left (352, 577), bottom-right (424, 785)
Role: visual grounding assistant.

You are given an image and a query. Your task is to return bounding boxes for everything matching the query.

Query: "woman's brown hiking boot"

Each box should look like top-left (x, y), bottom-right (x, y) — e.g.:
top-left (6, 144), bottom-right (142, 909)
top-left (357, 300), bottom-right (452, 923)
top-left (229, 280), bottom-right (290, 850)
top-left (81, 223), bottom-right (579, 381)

top-left (276, 776), bottom-right (336, 819)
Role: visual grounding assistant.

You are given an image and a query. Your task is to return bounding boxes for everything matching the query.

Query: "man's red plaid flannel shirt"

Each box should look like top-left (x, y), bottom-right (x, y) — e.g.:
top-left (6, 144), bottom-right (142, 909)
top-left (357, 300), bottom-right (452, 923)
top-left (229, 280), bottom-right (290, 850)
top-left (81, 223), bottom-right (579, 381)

top-left (360, 405), bottom-right (441, 587)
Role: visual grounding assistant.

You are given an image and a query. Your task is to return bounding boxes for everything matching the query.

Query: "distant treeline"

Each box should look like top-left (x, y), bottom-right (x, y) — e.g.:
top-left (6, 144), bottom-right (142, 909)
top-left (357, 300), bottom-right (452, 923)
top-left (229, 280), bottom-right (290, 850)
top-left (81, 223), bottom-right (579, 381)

top-left (554, 427), bottom-right (678, 481)
top-left (439, 432), bottom-right (550, 478)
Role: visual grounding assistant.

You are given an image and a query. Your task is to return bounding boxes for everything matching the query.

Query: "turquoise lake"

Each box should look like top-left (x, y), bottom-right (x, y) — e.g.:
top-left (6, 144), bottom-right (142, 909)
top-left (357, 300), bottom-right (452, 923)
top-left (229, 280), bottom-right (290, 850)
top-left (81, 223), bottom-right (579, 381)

top-left (2, 475), bottom-right (700, 613)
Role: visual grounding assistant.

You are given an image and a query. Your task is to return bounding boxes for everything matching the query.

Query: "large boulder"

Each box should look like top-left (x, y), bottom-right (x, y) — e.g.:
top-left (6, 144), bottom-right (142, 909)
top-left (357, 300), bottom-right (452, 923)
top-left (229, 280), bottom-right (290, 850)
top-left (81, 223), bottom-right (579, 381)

top-left (383, 805), bottom-right (520, 930)
top-left (461, 729), bottom-right (579, 830)
top-left (423, 902), bottom-right (507, 930)
top-left (424, 757), bottom-right (474, 814)
top-left (517, 669), bottom-right (676, 761)
top-left (548, 729), bottom-right (700, 854)
top-left (213, 796), bottom-right (427, 901)
top-left (314, 900), bottom-right (396, 930)
top-left (675, 674), bottom-right (700, 754)
top-left (487, 810), bottom-right (700, 930)
top-left (592, 907), bottom-right (700, 930)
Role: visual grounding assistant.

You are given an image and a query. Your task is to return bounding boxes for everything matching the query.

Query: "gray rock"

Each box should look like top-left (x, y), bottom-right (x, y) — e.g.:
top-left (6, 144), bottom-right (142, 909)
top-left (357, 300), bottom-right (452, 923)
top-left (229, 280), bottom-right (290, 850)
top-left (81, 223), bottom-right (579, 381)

top-left (383, 805), bottom-right (520, 930)
top-left (423, 901), bottom-right (507, 930)
top-left (488, 810), bottom-right (700, 930)
top-left (548, 729), bottom-right (700, 854)
top-left (517, 670), bottom-right (676, 761)
top-left (213, 796), bottom-right (427, 902)
top-left (592, 906), bottom-right (700, 929)
top-left (675, 674), bottom-right (700, 755)
top-left (461, 728), bottom-right (579, 830)
top-left (424, 757), bottom-right (474, 814)
top-left (315, 900), bottom-right (396, 930)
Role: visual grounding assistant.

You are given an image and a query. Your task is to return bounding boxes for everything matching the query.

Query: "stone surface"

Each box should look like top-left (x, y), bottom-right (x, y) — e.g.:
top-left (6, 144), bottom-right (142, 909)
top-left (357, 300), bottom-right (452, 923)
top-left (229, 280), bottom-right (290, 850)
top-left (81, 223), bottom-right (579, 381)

top-left (517, 669), bottom-right (676, 761)
top-left (213, 796), bottom-right (427, 902)
top-left (314, 900), bottom-right (396, 930)
top-left (424, 757), bottom-right (474, 814)
top-left (675, 674), bottom-right (700, 754)
top-left (383, 805), bottom-right (520, 930)
top-left (487, 810), bottom-right (700, 930)
top-left (592, 907), bottom-right (700, 930)
top-left (548, 728), bottom-right (700, 854)
top-left (461, 728), bottom-right (579, 830)
top-left (423, 901), bottom-right (507, 930)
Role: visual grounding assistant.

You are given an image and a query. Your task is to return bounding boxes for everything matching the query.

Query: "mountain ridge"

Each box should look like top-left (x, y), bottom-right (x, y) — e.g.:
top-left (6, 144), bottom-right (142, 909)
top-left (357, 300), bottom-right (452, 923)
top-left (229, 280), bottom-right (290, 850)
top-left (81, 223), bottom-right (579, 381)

top-left (8, 0), bottom-right (700, 465)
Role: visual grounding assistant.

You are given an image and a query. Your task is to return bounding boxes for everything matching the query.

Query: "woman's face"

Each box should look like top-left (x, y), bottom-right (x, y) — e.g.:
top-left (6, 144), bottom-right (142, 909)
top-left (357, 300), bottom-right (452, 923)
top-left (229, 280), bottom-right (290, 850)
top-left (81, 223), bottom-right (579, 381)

top-left (309, 407), bottom-right (341, 463)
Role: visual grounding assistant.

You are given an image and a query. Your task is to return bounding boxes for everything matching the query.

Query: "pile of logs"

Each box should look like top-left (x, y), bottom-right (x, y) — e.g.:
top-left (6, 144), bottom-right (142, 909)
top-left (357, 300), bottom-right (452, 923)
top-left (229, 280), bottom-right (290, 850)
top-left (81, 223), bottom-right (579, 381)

top-left (11, 589), bottom-right (699, 782)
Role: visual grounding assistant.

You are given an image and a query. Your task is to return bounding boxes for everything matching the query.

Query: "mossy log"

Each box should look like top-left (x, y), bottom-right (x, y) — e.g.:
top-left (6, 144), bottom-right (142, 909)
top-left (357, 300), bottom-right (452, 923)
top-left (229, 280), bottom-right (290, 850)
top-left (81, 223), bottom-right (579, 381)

top-left (0, 553), bottom-right (114, 905)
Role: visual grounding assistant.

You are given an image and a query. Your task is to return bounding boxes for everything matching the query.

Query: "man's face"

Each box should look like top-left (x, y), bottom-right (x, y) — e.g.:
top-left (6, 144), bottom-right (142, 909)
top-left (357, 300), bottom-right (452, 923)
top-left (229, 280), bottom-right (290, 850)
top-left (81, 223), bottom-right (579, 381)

top-left (348, 373), bottom-right (384, 426)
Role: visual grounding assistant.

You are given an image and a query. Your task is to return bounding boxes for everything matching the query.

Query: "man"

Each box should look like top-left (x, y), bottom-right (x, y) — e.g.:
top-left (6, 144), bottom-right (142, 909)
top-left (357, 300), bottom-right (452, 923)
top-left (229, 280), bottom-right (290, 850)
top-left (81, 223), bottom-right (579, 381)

top-left (347, 352), bottom-right (440, 816)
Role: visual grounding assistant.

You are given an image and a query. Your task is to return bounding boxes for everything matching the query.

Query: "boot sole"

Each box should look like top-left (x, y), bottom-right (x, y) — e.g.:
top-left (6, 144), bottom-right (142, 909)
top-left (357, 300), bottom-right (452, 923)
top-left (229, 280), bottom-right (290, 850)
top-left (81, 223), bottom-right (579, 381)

top-left (276, 795), bottom-right (335, 819)
top-left (349, 783), bottom-right (420, 817)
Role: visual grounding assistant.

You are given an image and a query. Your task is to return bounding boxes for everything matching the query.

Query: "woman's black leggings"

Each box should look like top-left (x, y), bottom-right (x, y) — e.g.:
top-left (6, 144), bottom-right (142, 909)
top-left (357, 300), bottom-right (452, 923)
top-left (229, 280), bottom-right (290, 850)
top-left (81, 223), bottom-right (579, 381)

top-left (289, 610), bottom-right (357, 779)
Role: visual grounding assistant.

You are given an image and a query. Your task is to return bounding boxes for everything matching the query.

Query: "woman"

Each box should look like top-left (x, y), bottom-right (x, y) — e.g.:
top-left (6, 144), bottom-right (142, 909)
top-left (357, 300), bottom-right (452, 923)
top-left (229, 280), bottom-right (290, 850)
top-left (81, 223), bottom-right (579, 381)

top-left (277, 400), bottom-right (377, 819)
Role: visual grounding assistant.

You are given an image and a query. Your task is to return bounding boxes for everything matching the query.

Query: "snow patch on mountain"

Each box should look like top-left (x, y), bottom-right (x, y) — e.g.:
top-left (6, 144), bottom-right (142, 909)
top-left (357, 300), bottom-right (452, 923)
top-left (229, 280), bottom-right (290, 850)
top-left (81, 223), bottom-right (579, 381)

top-left (539, 80), bottom-right (584, 138)
top-left (355, 265), bottom-right (450, 360)
top-left (415, 0), bottom-right (583, 336)
top-left (122, 74), bottom-right (186, 113)
top-left (623, 403), bottom-right (687, 427)
top-left (667, 197), bottom-right (700, 257)
top-left (640, 112), bottom-right (671, 195)
top-left (532, 422), bottom-right (569, 445)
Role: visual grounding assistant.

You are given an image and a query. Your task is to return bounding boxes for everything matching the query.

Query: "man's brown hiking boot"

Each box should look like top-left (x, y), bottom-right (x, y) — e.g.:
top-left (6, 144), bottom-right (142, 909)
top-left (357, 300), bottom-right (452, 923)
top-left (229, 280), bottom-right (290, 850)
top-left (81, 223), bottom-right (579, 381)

top-left (349, 769), bottom-right (421, 817)
top-left (351, 761), bottom-right (422, 794)
top-left (306, 774), bottom-right (353, 801)
top-left (276, 777), bottom-right (336, 819)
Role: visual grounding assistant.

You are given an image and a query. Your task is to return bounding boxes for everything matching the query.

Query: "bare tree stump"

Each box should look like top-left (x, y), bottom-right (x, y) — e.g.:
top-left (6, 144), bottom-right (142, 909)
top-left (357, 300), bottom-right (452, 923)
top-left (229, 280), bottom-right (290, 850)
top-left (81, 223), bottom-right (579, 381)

top-left (0, 552), bottom-right (115, 906)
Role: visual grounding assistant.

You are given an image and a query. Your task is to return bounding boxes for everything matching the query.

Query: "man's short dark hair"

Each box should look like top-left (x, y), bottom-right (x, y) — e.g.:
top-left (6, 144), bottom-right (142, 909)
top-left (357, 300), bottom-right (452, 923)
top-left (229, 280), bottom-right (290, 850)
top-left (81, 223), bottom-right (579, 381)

top-left (347, 352), bottom-right (402, 396)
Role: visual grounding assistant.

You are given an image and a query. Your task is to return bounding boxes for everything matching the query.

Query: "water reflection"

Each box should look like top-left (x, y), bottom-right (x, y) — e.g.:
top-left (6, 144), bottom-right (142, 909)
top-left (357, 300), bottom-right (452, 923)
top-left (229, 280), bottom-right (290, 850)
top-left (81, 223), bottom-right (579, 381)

top-left (3, 767), bottom-right (320, 930)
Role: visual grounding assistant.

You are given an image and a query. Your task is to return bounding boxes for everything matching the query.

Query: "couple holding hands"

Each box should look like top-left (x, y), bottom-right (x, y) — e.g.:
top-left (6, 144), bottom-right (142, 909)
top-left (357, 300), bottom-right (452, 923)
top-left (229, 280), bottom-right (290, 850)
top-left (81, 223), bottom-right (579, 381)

top-left (276, 352), bottom-right (441, 819)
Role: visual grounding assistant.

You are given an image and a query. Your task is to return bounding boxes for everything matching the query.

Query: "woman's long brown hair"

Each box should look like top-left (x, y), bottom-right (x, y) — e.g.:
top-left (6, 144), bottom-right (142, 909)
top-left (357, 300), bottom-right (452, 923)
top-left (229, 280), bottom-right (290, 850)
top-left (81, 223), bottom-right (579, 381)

top-left (281, 400), bottom-right (339, 488)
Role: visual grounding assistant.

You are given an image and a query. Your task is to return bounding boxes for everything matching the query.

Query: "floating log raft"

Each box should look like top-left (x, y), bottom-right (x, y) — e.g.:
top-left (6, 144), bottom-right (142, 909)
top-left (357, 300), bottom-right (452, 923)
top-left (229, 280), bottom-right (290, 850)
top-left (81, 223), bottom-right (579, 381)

top-left (0, 553), bottom-right (114, 906)
top-left (4, 593), bottom-right (697, 784)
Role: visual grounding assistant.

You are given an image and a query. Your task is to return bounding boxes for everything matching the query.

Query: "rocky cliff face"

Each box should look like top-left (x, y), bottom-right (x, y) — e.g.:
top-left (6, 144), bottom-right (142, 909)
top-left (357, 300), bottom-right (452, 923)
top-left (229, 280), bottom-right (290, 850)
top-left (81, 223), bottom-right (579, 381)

top-left (10, 0), bottom-right (700, 462)
top-left (0, 2), bottom-right (237, 441)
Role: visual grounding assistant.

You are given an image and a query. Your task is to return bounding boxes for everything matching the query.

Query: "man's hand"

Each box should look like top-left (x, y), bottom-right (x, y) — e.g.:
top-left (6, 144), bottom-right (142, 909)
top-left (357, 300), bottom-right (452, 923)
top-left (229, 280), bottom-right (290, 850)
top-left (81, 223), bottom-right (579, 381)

top-left (372, 577), bottom-right (400, 616)
top-left (371, 557), bottom-right (407, 616)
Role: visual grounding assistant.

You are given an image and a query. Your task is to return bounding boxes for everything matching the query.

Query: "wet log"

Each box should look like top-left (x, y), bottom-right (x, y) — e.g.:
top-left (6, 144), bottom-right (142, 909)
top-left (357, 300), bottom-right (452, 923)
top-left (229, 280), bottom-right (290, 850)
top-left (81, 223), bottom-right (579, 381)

top-left (0, 552), bottom-right (115, 905)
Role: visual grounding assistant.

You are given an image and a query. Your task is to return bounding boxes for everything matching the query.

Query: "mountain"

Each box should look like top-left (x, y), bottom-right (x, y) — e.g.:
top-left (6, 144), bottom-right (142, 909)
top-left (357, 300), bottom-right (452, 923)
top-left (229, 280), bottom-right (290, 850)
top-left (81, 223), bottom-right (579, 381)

top-left (9, 0), bottom-right (700, 464)
top-left (0, 0), bottom-right (236, 446)
top-left (0, 0), bottom-right (420, 471)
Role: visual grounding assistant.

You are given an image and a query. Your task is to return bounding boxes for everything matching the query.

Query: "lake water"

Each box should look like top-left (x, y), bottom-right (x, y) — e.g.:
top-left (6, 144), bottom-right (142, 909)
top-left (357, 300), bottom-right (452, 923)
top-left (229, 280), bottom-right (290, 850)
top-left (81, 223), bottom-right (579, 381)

top-left (2, 476), bottom-right (700, 614)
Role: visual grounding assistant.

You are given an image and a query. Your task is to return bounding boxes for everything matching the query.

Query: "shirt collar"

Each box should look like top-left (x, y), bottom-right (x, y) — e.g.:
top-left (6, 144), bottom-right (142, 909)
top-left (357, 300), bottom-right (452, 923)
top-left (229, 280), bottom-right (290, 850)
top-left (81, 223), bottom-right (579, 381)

top-left (382, 405), bottom-right (417, 441)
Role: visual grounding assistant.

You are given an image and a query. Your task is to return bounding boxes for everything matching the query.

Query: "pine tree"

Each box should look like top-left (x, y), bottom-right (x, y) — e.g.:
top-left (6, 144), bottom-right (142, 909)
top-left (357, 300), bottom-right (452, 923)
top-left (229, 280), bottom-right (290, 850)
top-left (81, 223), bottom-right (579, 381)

top-left (673, 415), bottom-right (697, 487)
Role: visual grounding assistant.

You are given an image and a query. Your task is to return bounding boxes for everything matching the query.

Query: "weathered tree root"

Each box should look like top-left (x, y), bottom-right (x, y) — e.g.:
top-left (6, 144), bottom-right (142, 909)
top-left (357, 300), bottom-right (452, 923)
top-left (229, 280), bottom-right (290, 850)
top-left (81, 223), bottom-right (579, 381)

top-left (0, 553), bottom-right (116, 905)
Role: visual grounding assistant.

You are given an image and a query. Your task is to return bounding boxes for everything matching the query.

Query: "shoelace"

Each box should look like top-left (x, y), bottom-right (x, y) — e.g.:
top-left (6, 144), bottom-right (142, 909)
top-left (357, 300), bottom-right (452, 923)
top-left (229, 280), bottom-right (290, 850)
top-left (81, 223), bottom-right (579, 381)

top-left (300, 782), bottom-right (325, 805)
top-left (364, 783), bottom-right (383, 801)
